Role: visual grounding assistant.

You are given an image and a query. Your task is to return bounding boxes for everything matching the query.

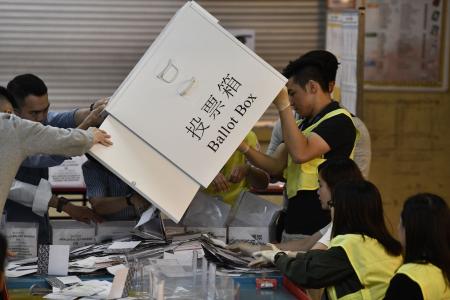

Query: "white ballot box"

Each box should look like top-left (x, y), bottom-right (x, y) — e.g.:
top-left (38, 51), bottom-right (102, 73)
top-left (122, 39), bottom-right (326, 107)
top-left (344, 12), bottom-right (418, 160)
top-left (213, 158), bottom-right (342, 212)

top-left (51, 220), bottom-right (95, 249)
top-left (90, 1), bottom-right (286, 223)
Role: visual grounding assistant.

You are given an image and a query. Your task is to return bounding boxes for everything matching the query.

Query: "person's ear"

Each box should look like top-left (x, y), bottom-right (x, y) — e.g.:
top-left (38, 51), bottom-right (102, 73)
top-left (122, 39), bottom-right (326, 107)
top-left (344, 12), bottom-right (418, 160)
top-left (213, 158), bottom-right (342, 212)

top-left (308, 80), bottom-right (318, 94)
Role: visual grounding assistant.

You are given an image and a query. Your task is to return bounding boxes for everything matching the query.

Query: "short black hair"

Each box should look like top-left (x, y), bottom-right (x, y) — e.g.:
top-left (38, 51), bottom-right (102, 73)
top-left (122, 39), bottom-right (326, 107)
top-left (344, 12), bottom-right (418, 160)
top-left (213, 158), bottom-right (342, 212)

top-left (7, 74), bottom-right (47, 108)
top-left (401, 193), bottom-right (450, 283)
top-left (0, 233), bottom-right (7, 272)
top-left (302, 50), bottom-right (339, 83)
top-left (0, 86), bottom-right (17, 109)
top-left (282, 50), bottom-right (338, 92)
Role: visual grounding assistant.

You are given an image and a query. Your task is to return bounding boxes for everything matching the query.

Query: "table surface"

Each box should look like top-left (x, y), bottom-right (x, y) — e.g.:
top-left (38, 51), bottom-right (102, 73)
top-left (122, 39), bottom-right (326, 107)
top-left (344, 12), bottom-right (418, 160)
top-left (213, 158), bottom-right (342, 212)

top-left (7, 273), bottom-right (297, 299)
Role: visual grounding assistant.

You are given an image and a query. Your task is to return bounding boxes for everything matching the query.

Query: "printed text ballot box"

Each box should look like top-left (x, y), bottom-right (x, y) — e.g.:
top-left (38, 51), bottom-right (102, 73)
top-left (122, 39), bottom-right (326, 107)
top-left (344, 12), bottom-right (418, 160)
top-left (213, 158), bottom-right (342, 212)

top-left (90, 1), bottom-right (286, 223)
top-left (106, 1), bottom-right (287, 187)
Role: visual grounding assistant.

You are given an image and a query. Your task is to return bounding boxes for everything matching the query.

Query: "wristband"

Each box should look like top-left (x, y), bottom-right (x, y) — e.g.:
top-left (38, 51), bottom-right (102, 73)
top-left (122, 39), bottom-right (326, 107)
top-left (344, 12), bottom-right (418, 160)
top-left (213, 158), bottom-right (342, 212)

top-left (56, 197), bottom-right (70, 213)
top-left (277, 102), bottom-right (291, 112)
top-left (274, 251), bottom-right (287, 262)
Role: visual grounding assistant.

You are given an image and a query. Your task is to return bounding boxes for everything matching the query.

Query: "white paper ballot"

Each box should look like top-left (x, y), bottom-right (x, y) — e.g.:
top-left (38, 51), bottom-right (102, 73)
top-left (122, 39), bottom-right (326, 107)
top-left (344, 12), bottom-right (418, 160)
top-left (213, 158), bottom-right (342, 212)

top-left (135, 206), bottom-right (157, 228)
top-left (48, 245), bottom-right (70, 276)
top-left (107, 241), bottom-right (141, 250)
top-left (6, 269), bottom-right (37, 278)
top-left (56, 276), bottom-right (82, 285)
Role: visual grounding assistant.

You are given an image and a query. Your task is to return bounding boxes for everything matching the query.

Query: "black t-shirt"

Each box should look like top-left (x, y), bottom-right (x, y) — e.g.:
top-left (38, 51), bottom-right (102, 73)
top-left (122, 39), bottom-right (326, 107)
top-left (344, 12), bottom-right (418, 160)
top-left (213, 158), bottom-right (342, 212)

top-left (299, 101), bottom-right (356, 159)
top-left (384, 274), bottom-right (424, 300)
top-left (285, 101), bottom-right (356, 235)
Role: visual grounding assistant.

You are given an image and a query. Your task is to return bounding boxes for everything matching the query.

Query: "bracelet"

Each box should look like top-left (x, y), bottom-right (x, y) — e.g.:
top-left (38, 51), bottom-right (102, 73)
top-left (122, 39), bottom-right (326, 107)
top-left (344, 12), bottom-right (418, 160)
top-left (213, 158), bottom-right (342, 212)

top-left (56, 197), bottom-right (70, 213)
top-left (277, 102), bottom-right (291, 112)
top-left (274, 251), bottom-right (287, 262)
top-left (90, 102), bottom-right (95, 111)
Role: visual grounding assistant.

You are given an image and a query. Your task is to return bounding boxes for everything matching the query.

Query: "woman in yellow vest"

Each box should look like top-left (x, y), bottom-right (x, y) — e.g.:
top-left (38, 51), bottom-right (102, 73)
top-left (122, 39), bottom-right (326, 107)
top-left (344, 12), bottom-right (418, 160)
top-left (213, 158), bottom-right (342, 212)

top-left (254, 180), bottom-right (402, 300)
top-left (384, 193), bottom-right (450, 300)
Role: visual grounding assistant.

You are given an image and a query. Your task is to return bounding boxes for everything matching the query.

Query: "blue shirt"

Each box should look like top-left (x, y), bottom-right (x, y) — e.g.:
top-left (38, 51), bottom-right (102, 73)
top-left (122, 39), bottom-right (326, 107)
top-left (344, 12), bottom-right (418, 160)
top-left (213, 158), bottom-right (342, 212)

top-left (82, 160), bottom-right (136, 221)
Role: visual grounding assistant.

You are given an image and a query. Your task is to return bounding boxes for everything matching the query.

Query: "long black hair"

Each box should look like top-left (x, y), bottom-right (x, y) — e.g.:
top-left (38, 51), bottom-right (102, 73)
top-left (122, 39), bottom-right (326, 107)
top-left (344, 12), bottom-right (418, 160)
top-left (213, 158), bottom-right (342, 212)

top-left (318, 158), bottom-right (363, 192)
top-left (332, 180), bottom-right (402, 256)
top-left (401, 193), bottom-right (450, 283)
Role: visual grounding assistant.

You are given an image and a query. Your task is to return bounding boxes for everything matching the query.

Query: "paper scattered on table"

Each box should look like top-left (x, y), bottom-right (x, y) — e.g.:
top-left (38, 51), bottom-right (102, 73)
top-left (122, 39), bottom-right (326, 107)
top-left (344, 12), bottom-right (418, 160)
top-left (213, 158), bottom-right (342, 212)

top-left (60, 280), bottom-right (110, 297)
top-left (15, 264), bottom-right (37, 271)
top-left (6, 259), bottom-right (38, 277)
top-left (48, 245), bottom-right (70, 276)
top-left (107, 241), bottom-right (141, 250)
top-left (6, 268), bottom-right (37, 277)
top-left (106, 264), bottom-right (127, 276)
top-left (56, 276), bottom-right (82, 285)
top-left (44, 293), bottom-right (77, 300)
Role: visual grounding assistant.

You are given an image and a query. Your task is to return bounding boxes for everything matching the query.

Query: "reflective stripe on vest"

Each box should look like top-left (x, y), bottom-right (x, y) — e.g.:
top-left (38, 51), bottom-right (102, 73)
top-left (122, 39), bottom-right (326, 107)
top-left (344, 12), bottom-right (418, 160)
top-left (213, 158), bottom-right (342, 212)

top-left (397, 263), bottom-right (450, 300)
top-left (327, 234), bottom-right (402, 300)
top-left (284, 108), bottom-right (356, 199)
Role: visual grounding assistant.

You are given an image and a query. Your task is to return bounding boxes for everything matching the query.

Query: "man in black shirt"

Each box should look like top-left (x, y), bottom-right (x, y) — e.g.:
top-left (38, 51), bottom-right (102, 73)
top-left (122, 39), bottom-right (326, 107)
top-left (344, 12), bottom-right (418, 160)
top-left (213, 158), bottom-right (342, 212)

top-left (239, 51), bottom-right (356, 237)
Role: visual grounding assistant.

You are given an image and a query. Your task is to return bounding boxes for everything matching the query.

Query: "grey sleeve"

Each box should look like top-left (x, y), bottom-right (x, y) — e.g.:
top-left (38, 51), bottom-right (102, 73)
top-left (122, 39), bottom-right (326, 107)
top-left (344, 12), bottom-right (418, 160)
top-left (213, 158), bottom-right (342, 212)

top-left (352, 117), bottom-right (371, 179)
top-left (13, 115), bottom-right (94, 157)
top-left (266, 119), bottom-right (283, 155)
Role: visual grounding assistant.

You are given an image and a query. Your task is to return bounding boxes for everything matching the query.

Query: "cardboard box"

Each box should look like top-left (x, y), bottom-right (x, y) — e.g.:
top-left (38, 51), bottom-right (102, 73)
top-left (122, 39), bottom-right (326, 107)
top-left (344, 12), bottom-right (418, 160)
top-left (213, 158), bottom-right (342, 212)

top-left (96, 221), bottom-right (136, 242)
top-left (51, 220), bottom-right (95, 249)
top-left (5, 222), bottom-right (38, 259)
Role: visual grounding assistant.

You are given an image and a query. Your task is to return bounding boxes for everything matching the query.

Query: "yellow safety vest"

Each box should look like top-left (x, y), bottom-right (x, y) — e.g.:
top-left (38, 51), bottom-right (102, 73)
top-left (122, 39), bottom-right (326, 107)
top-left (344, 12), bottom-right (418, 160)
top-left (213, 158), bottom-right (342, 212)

top-left (204, 131), bottom-right (259, 206)
top-left (397, 263), bottom-right (450, 300)
top-left (284, 108), bottom-right (356, 199)
top-left (327, 234), bottom-right (403, 300)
